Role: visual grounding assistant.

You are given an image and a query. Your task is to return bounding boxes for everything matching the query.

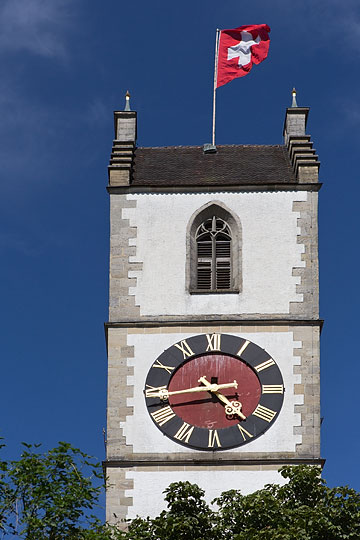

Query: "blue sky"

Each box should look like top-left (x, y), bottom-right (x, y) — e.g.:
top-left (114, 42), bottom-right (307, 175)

top-left (1, 0), bottom-right (359, 513)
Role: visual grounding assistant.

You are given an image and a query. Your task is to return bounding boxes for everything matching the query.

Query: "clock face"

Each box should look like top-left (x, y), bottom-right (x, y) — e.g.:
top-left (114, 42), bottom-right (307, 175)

top-left (144, 334), bottom-right (284, 451)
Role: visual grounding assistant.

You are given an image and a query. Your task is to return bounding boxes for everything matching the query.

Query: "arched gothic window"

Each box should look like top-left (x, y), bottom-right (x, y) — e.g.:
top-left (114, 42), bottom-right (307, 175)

top-left (187, 202), bottom-right (241, 294)
top-left (196, 216), bottom-right (231, 290)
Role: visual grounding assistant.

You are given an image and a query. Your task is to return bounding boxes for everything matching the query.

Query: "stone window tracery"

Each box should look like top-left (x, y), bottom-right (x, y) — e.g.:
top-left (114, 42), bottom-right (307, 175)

top-left (187, 202), bottom-right (241, 294)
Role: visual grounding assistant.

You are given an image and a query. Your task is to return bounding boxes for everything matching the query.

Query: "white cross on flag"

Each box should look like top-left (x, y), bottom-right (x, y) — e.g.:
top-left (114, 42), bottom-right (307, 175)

top-left (217, 24), bottom-right (270, 87)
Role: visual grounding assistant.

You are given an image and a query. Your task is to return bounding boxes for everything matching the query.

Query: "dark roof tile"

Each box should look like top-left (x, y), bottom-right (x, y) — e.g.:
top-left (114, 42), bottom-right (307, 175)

top-left (131, 145), bottom-right (295, 186)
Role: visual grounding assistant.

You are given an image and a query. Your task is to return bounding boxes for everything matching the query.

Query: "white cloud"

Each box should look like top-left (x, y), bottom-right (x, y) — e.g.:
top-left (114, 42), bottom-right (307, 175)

top-left (0, 0), bottom-right (73, 58)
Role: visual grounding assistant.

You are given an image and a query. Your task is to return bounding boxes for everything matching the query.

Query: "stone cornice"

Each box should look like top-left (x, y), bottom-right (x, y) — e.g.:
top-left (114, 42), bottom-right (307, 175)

top-left (107, 183), bottom-right (322, 194)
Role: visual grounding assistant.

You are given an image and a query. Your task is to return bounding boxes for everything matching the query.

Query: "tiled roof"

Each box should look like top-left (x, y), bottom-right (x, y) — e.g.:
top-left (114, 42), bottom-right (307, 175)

top-left (131, 145), bottom-right (296, 186)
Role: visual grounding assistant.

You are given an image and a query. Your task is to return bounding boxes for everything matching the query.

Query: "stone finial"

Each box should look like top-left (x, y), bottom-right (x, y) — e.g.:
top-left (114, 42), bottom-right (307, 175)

top-left (124, 90), bottom-right (131, 111)
top-left (291, 88), bottom-right (298, 108)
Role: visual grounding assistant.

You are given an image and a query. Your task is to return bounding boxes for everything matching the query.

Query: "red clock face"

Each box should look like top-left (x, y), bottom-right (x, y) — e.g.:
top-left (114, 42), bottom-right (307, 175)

top-left (168, 354), bottom-right (261, 429)
top-left (144, 333), bottom-right (284, 451)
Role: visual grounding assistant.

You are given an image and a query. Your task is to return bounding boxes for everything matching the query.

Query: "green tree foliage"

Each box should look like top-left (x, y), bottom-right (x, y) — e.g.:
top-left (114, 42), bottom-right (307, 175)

top-left (0, 442), bottom-right (359, 540)
top-left (122, 481), bottom-right (214, 540)
top-left (0, 441), bottom-right (104, 539)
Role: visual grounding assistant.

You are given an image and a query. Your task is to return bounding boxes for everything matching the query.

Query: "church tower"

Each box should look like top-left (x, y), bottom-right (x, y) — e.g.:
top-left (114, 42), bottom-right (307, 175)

top-left (104, 91), bottom-right (323, 522)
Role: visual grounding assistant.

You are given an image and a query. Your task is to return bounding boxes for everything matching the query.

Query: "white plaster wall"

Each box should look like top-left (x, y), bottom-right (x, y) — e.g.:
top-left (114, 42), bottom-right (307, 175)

top-left (125, 468), bottom-right (287, 519)
top-left (122, 191), bottom-right (307, 316)
top-left (122, 331), bottom-right (303, 454)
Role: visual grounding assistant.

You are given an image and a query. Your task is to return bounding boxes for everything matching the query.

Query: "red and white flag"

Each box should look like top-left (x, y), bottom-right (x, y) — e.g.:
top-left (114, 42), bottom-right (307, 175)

top-left (216, 24), bottom-right (270, 88)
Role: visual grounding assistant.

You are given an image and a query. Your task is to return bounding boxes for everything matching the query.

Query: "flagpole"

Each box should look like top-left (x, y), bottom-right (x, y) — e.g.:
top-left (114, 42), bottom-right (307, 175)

top-left (212, 29), bottom-right (220, 147)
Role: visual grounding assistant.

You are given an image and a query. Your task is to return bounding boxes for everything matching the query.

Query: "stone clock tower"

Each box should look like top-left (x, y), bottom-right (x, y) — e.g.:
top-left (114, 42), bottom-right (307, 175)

top-left (104, 93), bottom-right (323, 522)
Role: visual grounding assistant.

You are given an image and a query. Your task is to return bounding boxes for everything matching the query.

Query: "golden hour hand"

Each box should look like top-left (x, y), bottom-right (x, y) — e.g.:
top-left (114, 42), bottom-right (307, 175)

top-left (198, 376), bottom-right (246, 420)
top-left (146, 380), bottom-right (238, 401)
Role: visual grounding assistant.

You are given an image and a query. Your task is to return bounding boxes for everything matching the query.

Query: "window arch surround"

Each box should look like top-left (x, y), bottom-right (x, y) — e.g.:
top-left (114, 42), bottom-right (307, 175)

top-left (187, 201), bottom-right (242, 294)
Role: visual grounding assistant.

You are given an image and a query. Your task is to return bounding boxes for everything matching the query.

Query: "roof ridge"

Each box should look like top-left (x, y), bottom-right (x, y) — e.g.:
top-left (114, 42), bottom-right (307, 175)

top-left (136, 144), bottom-right (285, 150)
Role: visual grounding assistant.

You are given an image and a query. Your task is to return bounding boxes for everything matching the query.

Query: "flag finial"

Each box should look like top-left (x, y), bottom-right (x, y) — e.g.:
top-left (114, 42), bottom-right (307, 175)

top-left (124, 90), bottom-right (131, 111)
top-left (291, 88), bottom-right (298, 108)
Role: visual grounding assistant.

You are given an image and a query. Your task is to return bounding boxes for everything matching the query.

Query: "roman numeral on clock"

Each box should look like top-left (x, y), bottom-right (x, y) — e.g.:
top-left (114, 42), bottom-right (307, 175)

top-left (254, 358), bottom-right (275, 372)
top-left (174, 340), bottom-right (195, 359)
top-left (236, 340), bottom-right (250, 357)
top-left (174, 422), bottom-right (194, 443)
top-left (153, 359), bottom-right (175, 374)
top-left (151, 406), bottom-right (176, 426)
top-left (145, 385), bottom-right (168, 398)
top-left (237, 424), bottom-right (253, 441)
top-left (253, 404), bottom-right (277, 423)
top-left (208, 429), bottom-right (221, 448)
top-left (262, 384), bottom-right (284, 394)
top-left (206, 333), bottom-right (221, 351)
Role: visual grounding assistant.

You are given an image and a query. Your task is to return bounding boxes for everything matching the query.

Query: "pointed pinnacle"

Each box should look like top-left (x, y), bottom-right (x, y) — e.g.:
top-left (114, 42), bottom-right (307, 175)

top-left (124, 90), bottom-right (131, 111)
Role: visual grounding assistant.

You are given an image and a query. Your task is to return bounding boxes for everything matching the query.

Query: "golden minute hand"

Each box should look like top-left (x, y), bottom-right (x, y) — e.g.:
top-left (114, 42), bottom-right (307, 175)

top-left (198, 376), bottom-right (246, 420)
top-left (154, 381), bottom-right (238, 400)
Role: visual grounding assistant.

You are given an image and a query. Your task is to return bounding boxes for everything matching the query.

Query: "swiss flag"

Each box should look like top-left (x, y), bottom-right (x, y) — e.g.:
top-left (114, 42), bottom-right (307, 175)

top-left (217, 24), bottom-right (270, 88)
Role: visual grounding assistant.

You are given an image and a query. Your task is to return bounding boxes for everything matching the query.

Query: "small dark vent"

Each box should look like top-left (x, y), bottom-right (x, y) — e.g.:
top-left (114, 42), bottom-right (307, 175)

top-left (197, 262), bottom-right (212, 289)
top-left (198, 242), bottom-right (212, 258)
top-left (216, 241), bottom-right (230, 258)
top-left (216, 261), bottom-right (231, 289)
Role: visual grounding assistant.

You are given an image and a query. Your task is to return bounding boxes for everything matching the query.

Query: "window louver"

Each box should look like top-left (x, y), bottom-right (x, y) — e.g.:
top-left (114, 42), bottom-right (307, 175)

top-left (197, 261), bottom-right (212, 289)
top-left (195, 216), bottom-right (231, 291)
top-left (198, 242), bottom-right (212, 258)
top-left (216, 261), bottom-right (231, 289)
top-left (216, 241), bottom-right (230, 258)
